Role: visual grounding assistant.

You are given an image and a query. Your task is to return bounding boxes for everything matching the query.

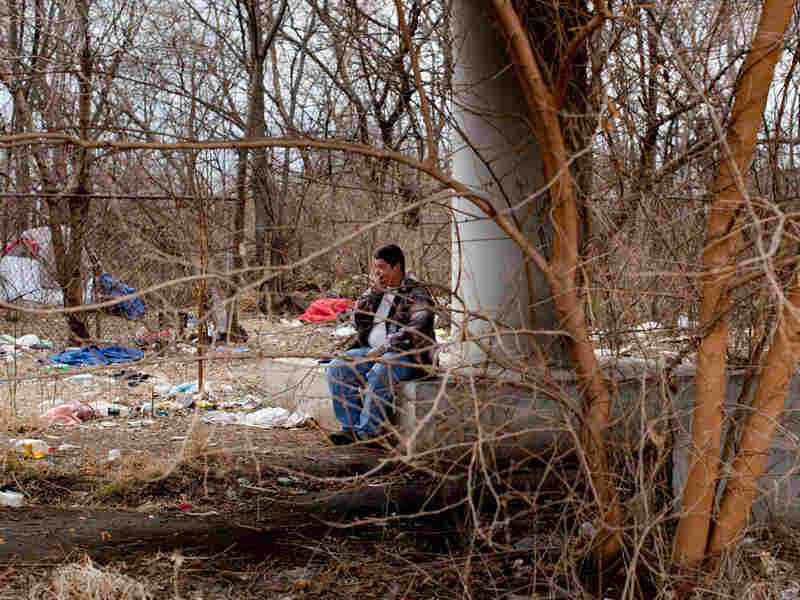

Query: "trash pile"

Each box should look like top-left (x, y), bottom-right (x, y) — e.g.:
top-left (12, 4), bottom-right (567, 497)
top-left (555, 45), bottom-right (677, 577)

top-left (33, 372), bottom-right (310, 431)
top-left (0, 333), bottom-right (53, 361)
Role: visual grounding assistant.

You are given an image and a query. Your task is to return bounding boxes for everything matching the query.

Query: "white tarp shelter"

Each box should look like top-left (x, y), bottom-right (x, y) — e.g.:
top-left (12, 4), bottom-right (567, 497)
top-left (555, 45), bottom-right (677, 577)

top-left (0, 226), bottom-right (92, 305)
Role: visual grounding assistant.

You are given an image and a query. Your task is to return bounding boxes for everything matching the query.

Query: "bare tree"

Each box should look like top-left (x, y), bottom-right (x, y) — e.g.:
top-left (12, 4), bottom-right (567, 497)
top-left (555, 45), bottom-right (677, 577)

top-left (674, 0), bottom-right (797, 565)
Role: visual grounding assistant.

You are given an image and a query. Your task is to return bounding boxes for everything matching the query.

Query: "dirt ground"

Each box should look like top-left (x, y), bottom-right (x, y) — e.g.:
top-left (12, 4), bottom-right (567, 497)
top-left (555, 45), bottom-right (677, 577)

top-left (3, 310), bottom-right (796, 599)
top-left (0, 309), bottom-right (542, 600)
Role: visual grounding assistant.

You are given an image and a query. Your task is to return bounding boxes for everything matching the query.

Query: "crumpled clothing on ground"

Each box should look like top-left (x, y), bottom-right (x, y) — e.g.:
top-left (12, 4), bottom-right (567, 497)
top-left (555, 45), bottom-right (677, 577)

top-left (298, 298), bottom-right (354, 323)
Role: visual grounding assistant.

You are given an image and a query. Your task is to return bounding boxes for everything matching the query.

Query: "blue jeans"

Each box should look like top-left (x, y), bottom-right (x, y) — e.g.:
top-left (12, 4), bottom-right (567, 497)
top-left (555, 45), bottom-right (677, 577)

top-left (327, 347), bottom-right (419, 438)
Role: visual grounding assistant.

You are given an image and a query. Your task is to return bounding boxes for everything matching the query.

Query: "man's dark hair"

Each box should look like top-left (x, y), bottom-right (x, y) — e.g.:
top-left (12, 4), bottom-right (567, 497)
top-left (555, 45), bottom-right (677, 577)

top-left (375, 244), bottom-right (405, 274)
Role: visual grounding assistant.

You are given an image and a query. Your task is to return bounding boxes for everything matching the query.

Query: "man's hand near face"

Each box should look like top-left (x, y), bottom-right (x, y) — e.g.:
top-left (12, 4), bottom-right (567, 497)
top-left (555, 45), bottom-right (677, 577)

top-left (366, 347), bottom-right (381, 359)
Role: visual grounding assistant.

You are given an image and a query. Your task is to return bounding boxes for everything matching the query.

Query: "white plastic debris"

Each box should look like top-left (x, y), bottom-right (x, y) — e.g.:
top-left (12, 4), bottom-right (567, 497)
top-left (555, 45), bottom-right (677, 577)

top-left (241, 407), bottom-right (308, 428)
top-left (280, 318), bottom-right (304, 328)
top-left (633, 321), bottom-right (662, 333)
top-left (16, 333), bottom-right (40, 347)
top-left (107, 448), bottom-right (121, 462)
top-left (92, 403), bottom-right (130, 417)
top-left (332, 325), bottom-right (356, 337)
top-left (201, 411), bottom-right (240, 425)
top-left (0, 491), bottom-right (25, 507)
top-left (580, 521), bottom-right (597, 538)
top-left (202, 407), bottom-right (309, 428)
top-left (153, 383), bottom-right (172, 396)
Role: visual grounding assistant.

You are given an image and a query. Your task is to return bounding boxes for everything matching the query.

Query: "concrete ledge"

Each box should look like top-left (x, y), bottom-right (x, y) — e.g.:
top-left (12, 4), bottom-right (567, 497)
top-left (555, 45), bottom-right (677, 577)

top-left (260, 355), bottom-right (800, 526)
top-left (259, 358), bottom-right (338, 430)
top-left (392, 360), bottom-right (800, 527)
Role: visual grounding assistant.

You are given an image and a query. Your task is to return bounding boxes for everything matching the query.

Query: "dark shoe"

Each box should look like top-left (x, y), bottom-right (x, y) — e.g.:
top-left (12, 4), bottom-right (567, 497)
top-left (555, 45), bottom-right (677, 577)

top-left (328, 430), bottom-right (357, 446)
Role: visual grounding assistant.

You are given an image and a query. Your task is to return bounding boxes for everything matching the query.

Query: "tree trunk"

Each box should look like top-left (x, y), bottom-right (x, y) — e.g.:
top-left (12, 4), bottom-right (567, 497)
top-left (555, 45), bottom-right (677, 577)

top-left (488, 0), bottom-right (622, 563)
top-left (710, 272), bottom-right (800, 553)
top-left (673, 0), bottom-right (795, 565)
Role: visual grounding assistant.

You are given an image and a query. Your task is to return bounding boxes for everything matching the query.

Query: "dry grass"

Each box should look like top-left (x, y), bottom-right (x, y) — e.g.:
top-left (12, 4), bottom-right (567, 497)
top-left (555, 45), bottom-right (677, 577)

top-left (28, 557), bottom-right (153, 600)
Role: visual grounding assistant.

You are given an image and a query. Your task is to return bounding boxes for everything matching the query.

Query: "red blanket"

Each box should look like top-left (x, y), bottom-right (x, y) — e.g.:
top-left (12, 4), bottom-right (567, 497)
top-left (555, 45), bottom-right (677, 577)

top-left (298, 298), bottom-right (354, 322)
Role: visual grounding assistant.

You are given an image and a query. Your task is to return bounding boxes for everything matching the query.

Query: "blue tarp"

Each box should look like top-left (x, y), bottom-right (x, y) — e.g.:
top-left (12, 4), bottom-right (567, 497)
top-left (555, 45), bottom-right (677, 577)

top-left (51, 345), bottom-right (144, 366)
top-left (98, 273), bottom-right (146, 319)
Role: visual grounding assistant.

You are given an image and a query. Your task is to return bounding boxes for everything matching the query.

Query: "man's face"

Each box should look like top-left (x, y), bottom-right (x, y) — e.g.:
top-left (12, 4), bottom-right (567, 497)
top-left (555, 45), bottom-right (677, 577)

top-left (373, 258), bottom-right (403, 289)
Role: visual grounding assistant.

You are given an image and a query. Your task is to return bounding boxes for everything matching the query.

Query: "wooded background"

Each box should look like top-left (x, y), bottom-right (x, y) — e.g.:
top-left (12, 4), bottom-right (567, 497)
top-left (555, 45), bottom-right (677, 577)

top-left (2, 0), bottom-right (800, 592)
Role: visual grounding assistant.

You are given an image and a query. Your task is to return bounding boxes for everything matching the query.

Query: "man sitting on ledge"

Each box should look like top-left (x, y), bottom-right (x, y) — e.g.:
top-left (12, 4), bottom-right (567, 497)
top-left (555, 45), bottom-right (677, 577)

top-left (327, 243), bottom-right (437, 447)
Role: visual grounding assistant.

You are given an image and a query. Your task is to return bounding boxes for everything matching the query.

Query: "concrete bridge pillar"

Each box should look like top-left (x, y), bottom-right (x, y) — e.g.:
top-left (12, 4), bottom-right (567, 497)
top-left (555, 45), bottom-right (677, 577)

top-left (450, 2), bottom-right (563, 367)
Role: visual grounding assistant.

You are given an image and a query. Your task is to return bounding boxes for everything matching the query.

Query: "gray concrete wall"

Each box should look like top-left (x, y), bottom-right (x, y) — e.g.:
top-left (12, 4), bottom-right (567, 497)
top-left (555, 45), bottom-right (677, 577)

top-left (395, 358), bottom-right (800, 527)
top-left (263, 355), bottom-right (800, 525)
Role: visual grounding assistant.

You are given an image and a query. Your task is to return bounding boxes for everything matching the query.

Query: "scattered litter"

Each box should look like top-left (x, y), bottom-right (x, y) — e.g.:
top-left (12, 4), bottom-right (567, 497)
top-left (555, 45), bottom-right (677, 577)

top-left (16, 334), bottom-right (40, 347)
top-left (41, 401), bottom-right (98, 425)
top-left (107, 449), bottom-right (121, 462)
top-left (0, 491), bottom-right (25, 507)
top-left (633, 321), bottom-right (661, 333)
top-left (220, 395), bottom-right (259, 410)
top-left (11, 438), bottom-right (53, 459)
top-left (580, 522), bottom-right (597, 538)
top-left (167, 380), bottom-right (199, 397)
top-left (171, 436), bottom-right (185, 441)
top-left (57, 443), bottom-right (81, 451)
top-left (0, 333), bottom-right (47, 348)
top-left (202, 411), bottom-right (239, 425)
top-left (215, 345), bottom-right (249, 353)
top-left (153, 383), bottom-right (172, 396)
top-left (65, 373), bottom-right (94, 384)
top-left (125, 373), bottom-right (151, 387)
top-left (280, 318), bottom-right (304, 328)
top-left (277, 476), bottom-right (299, 485)
top-left (332, 325), bottom-right (356, 337)
top-left (298, 297), bottom-right (353, 323)
top-left (51, 344), bottom-right (144, 366)
top-left (91, 403), bottom-right (131, 417)
top-left (243, 407), bottom-right (309, 428)
top-left (202, 407), bottom-right (310, 429)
